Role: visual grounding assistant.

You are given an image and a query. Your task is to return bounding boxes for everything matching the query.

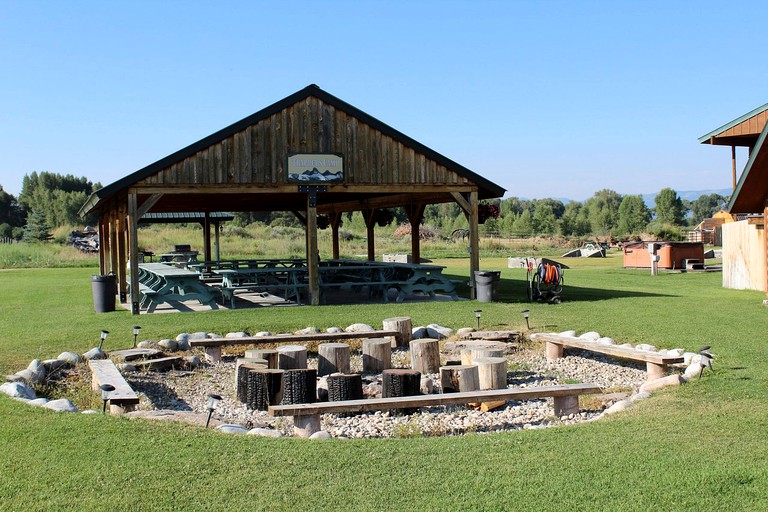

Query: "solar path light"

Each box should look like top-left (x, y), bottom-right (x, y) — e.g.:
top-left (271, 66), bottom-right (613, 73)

top-left (99, 330), bottom-right (109, 350)
top-left (100, 384), bottom-right (115, 414)
top-left (474, 309), bottom-right (482, 330)
top-left (205, 393), bottom-right (222, 428)
top-left (132, 326), bottom-right (141, 348)
top-left (521, 309), bottom-right (530, 330)
top-left (698, 345), bottom-right (714, 380)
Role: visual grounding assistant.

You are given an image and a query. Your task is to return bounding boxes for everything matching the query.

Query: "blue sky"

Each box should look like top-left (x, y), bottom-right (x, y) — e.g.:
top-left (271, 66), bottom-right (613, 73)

top-left (1, 0), bottom-right (766, 201)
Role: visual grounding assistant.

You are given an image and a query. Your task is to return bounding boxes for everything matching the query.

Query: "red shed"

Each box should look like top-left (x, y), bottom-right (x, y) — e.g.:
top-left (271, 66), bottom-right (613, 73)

top-left (623, 241), bottom-right (705, 269)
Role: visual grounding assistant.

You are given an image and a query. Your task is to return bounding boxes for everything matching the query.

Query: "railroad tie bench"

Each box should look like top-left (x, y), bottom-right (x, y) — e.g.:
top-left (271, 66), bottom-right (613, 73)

top-left (269, 383), bottom-right (602, 437)
top-left (535, 333), bottom-right (684, 381)
top-left (88, 359), bottom-right (140, 414)
top-left (189, 329), bottom-right (405, 362)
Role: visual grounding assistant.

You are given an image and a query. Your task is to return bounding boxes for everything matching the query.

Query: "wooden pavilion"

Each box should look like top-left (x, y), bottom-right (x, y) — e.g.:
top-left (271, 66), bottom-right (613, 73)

top-left (79, 84), bottom-right (506, 313)
top-left (700, 103), bottom-right (768, 293)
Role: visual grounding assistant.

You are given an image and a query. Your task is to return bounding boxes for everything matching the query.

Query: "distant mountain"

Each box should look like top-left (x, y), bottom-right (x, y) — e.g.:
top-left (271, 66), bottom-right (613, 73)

top-left (641, 188), bottom-right (732, 209)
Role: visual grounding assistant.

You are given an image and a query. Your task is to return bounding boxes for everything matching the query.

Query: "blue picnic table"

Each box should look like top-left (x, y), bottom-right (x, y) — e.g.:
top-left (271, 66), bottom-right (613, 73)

top-left (137, 263), bottom-right (219, 313)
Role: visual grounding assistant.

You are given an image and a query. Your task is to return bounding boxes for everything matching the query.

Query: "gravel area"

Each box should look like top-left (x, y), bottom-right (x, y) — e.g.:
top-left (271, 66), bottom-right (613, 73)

top-left (121, 343), bottom-right (648, 438)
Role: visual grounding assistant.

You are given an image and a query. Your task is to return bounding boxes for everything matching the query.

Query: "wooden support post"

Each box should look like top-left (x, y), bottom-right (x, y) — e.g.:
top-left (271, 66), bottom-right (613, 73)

top-left (646, 361), bottom-right (665, 381)
top-left (440, 364), bottom-right (480, 393)
top-left (293, 414), bottom-right (321, 438)
top-left (214, 222), bottom-right (221, 261)
top-left (405, 203), bottom-right (425, 264)
top-left (545, 341), bottom-right (564, 361)
top-left (317, 343), bottom-right (351, 376)
top-left (732, 145), bottom-right (737, 192)
top-left (410, 338), bottom-right (441, 374)
top-left (116, 209), bottom-right (127, 303)
top-left (383, 317), bottom-right (412, 348)
top-left (127, 193), bottom-right (140, 315)
top-left (452, 191), bottom-right (480, 299)
top-left (203, 347), bottom-right (222, 363)
top-left (331, 212), bottom-right (342, 260)
top-left (553, 395), bottom-right (579, 417)
top-left (363, 209), bottom-right (376, 261)
top-left (307, 196), bottom-right (320, 305)
top-left (474, 357), bottom-right (507, 390)
top-left (109, 213), bottom-right (119, 276)
top-left (277, 345), bottom-right (308, 370)
top-left (362, 338), bottom-right (392, 374)
top-left (202, 212), bottom-right (212, 263)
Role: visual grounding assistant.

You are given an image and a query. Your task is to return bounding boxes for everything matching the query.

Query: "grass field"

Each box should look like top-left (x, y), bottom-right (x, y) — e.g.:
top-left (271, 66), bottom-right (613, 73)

top-left (1, 252), bottom-right (767, 511)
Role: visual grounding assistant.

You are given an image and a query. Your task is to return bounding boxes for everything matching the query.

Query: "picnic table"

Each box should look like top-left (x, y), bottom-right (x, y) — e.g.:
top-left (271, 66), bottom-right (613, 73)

top-left (214, 267), bottom-right (306, 307)
top-left (137, 263), bottom-right (219, 312)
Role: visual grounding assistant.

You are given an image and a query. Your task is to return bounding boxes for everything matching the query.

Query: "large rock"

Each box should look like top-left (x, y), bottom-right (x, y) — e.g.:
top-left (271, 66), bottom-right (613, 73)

top-left (188, 332), bottom-right (209, 341)
top-left (183, 355), bottom-right (202, 369)
top-left (683, 352), bottom-right (701, 366)
top-left (309, 430), bottom-right (332, 440)
top-left (247, 428), bottom-right (283, 438)
top-left (683, 362), bottom-right (703, 381)
top-left (158, 339), bottom-right (178, 352)
top-left (635, 343), bottom-right (658, 352)
top-left (420, 376), bottom-right (434, 394)
top-left (317, 376), bottom-right (329, 402)
top-left (456, 327), bottom-right (476, 338)
top-left (326, 327), bottom-right (344, 334)
top-left (411, 326), bottom-right (427, 339)
top-left (83, 347), bottom-right (107, 360)
top-left (603, 399), bottom-right (633, 415)
top-left (137, 341), bottom-right (156, 349)
top-left (426, 324), bottom-right (453, 339)
top-left (579, 331), bottom-right (601, 341)
top-left (15, 369), bottom-right (44, 385)
top-left (43, 398), bottom-right (78, 413)
top-left (225, 332), bottom-right (249, 338)
top-left (28, 398), bottom-right (50, 407)
top-left (345, 323), bottom-right (375, 333)
top-left (629, 391), bottom-right (651, 402)
top-left (43, 359), bottom-right (67, 372)
top-left (1, 381), bottom-right (36, 399)
top-left (596, 337), bottom-right (616, 345)
top-left (295, 326), bottom-right (320, 335)
top-left (58, 352), bottom-right (82, 365)
top-left (639, 374), bottom-right (684, 393)
top-left (558, 330), bottom-right (577, 337)
top-left (254, 331), bottom-right (273, 337)
top-left (215, 424), bottom-right (249, 434)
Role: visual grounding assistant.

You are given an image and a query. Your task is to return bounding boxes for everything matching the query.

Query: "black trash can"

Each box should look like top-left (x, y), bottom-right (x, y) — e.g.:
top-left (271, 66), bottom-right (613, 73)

top-left (91, 274), bottom-right (117, 313)
top-left (475, 270), bottom-right (501, 303)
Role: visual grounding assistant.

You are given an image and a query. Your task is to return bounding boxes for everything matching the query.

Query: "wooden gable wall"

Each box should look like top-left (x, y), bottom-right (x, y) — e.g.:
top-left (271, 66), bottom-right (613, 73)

top-left (715, 110), bottom-right (768, 141)
top-left (137, 96), bottom-right (468, 188)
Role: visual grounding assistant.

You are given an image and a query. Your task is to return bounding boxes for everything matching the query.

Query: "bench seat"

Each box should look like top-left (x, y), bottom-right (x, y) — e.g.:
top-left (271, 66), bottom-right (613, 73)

top-left (88, 359), bottom-right (139, 414)
top-left (534, 333), bottom-right (684, 381)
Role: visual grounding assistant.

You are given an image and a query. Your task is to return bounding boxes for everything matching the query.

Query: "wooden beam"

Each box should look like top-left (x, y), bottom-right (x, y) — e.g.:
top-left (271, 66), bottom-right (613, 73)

top-left (405, 203), bottom-right (425, 264)
top-left (127, 192), bottom-right (141, 315)
top-left (137, 193), bottom-right (163, 217)
top-left (363, 209), bottom-right (377, 261)
top-left (331, 212), bottom-right (342, 259)
top-left (468, 191), bottom-right (480, 299)
top-left (116, 206), bottom-right (127, 303)
top-left (451, 191), bottom-right (471, 214)
top-left (318, 192), bottom-right (454, 215)
top-left (307, 195), bottom-right (320, 305)
top-left (202, 212), bottom-right (212, 262)
top-left (291, 210), bottom-right (307, 226)
top-left (130, 184), bottom-right (474, 195)
top-left (188, 329), bottom-right (401, 348)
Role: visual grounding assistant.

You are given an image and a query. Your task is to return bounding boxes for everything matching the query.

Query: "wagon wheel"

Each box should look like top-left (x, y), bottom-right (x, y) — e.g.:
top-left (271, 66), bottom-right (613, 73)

top-left (451, 228), bottom-right (469, 241)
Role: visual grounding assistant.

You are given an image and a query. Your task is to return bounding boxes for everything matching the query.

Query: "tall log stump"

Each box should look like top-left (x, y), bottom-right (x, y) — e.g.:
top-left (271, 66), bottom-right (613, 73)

top-left (317, 343), bottom-right (351, 376)
top-left (440, 365), bottom-right (480, 393)
top-left (473, 357), bottom-right (508, 390)
top-left (234, 358), bottom-right (268, 390)
top-left (383, 316), bottom-right (412, 348)
top-left (362, 338), bottom-right (392, 374)
top-left (281, 368), bottom-right (317, 405)
top-left (410, 338), bottom-right (440, 374)
top-left (245, 349), bottom-right (278, 369)
top-left (382, 369), bottom-right (422, 398)
top-left (245, 368), bottom-right (284, 411)
top-left (327, 373), bottom-right (364, 401)
top-left (460, 348), bottom-right (504, 365)
top-left (277, 345), bottom-right (308, 370)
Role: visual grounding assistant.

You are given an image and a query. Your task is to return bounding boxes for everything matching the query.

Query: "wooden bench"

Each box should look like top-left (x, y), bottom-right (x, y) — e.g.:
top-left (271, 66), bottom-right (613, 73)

top-left (219, 282), bottom-right (307, 308)
top-left (535, 333), bottom-right (684, 381)
top-left (189, 329), bottom-right (404, 362)
top-left (269, 383), bottom-right (602, 437)
top-left (88, 359), bottom-right (140, 414)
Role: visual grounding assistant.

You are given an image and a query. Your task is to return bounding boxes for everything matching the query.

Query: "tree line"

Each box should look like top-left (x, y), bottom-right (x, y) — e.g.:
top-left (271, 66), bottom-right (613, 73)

top-left (0, 171), bottom-right (727, 243)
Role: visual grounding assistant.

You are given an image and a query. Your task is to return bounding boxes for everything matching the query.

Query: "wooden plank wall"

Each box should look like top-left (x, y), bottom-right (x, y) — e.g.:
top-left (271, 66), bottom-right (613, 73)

top-left (717, 110), bottom-right (768, 139)
top-left (139, 97), bottom-right (466, 188)
top-left (722, 220), bottom-right (766, 291)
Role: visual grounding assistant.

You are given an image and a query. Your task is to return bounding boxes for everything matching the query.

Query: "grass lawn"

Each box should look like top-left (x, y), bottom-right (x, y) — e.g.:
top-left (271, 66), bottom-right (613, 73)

top-left (1, 253), bottom-right (767, 511)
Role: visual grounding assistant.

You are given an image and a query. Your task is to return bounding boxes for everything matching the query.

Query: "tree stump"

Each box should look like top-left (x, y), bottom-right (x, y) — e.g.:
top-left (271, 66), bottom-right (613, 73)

top-left (382, 369), bottom-right (421, 398)
top-left (327, 373), bottom-right (364, 401)
top-left (473, 356), bottom-right (508, 390)
top-left (245, 349), bottom-right (278, 369)
top-left (383, 317), bottom-right (412, 348)
top-left (245, 368), bottom-right (284, 411)
top-left (277, 345), bottom-right (308, 370)
top-left (362, 338), bottom-right (392, 374)
top-left (410, 338), bottom-right (440, 374)
top-left (440, 365), bottom-right (480, 393)
top-left (460, 348), bottom-right (504, 365)
top-left (317, 343), bottom-right (351, 376)
top-left (235, 358), bottom-right (268, 390)
top-left (281, 369), bottom-right (317, 405)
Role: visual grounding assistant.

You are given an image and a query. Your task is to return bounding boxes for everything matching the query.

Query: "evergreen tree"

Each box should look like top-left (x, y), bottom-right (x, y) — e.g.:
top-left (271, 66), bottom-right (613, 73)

top-left (22, 208), bottom-right (52, 242)
top-left (512, 209), bottom-right (533, 236)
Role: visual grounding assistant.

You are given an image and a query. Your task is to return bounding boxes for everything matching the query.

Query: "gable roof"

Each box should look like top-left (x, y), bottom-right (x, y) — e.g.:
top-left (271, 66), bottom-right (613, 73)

top-left (728, 119), bottom-right (768, 213)
top-left (80, 84), bottom-right (504, 216)
top-left (699, 102), bottom-right (768, 147)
